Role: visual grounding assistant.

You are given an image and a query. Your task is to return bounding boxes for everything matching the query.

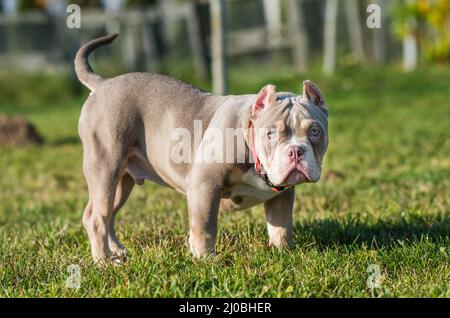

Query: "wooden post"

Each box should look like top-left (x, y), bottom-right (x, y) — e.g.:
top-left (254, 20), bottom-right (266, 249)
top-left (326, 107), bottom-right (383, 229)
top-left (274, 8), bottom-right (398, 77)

top-left (210, 0), bottom-right (228, 95)
top-left (403, 31), bottom-right (418, 71)
top-left (372, 0), bottom-right (386, 65)
top-left (158, 0), bottom-right (178, 55)
top-left (345, 0), bottom-right (364, 63)
top-left (323, 0), bottom-right (338, 75)
top-left (122, 18), bottom-right (138, 71)
top-left (263, 0), bottom-right (282, 48)
top-left (403, 0), bottom-right (418, 71)
top-left (287, 0), bottom-right (309, 73)
top-left (187, 1), bottom-right (209, 81)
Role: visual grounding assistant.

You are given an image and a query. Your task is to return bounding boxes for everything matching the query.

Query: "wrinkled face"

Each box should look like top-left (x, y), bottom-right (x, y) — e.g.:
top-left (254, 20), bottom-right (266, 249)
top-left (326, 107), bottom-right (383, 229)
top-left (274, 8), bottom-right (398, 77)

top-left (251, 81), bottom-right (329, 187)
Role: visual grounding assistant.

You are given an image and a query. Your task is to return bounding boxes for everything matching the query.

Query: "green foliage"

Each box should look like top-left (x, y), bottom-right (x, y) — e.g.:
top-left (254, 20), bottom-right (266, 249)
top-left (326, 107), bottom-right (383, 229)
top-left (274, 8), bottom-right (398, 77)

top-left (0, 66), bottom-right (449, 297)
top-left (0, 71), bottom-right (80, 111)
top-left (392, 0), bottom-right (450, 63)
top-left (18, 0), bottom-right (43, 11)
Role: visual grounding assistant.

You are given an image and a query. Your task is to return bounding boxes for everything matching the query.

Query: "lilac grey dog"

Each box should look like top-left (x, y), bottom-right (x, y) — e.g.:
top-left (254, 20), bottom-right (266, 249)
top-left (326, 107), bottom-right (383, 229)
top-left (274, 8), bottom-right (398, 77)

top-left (75, 34), bottom-right (329, 263)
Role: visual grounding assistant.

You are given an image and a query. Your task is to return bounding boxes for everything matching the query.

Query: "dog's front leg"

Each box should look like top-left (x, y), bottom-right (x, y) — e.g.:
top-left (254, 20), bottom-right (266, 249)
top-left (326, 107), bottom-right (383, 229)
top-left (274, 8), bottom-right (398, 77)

top-left (187, 180), bottom-right (222, 257)
top-left (264, 187), bottom-right (295, 248)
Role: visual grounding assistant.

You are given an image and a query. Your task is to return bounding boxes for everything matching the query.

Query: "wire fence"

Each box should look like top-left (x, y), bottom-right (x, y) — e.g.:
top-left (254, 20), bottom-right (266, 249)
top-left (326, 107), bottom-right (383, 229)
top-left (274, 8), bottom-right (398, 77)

top-left (0, 0), bottom-right (430, 94)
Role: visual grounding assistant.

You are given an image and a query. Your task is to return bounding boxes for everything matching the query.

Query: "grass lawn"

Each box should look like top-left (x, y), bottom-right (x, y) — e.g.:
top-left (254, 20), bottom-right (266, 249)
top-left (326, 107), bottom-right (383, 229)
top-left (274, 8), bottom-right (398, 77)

top-left (0, 65), bottom-right (449, 297)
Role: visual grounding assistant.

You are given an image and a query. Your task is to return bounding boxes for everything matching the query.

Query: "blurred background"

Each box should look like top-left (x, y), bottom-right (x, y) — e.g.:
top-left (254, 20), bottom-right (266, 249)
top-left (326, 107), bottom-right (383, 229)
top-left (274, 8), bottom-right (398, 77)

top-left (0, 0), bottom-right (448, 113)
top-left (0, 0), bottom-right (449, 85)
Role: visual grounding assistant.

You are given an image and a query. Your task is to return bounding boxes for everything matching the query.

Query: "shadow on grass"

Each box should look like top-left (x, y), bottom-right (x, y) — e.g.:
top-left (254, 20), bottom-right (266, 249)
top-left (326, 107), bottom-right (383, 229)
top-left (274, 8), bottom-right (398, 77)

top-left (293, 214), bottom-right (449, 249)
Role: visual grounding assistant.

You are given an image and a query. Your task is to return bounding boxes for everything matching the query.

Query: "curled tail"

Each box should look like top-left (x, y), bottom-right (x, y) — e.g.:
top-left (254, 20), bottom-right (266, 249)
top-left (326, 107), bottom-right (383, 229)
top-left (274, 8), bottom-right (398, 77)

top-left (74, 33), bottom-right (118, 91)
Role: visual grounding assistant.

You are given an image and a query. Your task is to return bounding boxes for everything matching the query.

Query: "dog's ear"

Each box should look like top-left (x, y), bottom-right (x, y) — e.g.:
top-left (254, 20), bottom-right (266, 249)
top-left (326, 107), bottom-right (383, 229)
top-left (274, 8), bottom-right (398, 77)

top-left (303, 80), bottom-right (327, 110)
top-left (252, 84), bottom-right (276, 115)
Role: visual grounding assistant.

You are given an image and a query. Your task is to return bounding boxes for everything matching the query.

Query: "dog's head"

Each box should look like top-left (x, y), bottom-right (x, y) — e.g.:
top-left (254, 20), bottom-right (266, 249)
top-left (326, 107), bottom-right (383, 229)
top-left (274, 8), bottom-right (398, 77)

top-left (250, 81), bottom-right (329, 187)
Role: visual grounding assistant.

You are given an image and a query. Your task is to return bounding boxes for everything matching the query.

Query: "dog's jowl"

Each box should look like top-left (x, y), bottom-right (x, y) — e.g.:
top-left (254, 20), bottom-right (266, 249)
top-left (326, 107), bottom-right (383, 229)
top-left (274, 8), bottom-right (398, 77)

top-left (75, 34), bottom-right (329, 263)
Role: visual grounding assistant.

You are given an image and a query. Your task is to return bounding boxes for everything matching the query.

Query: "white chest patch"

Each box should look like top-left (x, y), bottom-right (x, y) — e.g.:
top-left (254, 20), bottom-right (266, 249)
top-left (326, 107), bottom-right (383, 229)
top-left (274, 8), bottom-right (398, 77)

top-left (230, 170), bottom-right (279, 202)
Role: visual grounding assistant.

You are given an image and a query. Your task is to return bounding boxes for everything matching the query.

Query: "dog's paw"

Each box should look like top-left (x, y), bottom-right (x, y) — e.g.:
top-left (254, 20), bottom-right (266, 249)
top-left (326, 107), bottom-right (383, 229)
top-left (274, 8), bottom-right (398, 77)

top-left (268, 237), bottom-right (292, 249)
top-left (112, 247), bottom-right (128, 258)
top-left (189, 236), bottom-right (216, 258)
top-left (111, 256), bottom-right (126, 266)
top-left (110, 247), bottom-right (128, 265)
top-left (190, 246), bottom-right (216, 258)
top-left (93, 256), bottom-right (111, 267)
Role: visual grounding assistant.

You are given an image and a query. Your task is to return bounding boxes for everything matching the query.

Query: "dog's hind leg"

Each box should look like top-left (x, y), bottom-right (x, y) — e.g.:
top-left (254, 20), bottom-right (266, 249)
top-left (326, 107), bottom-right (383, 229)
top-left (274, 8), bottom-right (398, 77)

top-left (108, 172), bottom-right (135, 258)
top-left (82, 149), bottom-right (125, 263)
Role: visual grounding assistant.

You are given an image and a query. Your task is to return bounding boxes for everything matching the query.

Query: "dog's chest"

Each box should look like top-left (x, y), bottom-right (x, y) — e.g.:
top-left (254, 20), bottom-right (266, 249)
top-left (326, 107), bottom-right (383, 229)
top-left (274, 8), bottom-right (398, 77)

top-left (220, 169), bottom-right (278, 211)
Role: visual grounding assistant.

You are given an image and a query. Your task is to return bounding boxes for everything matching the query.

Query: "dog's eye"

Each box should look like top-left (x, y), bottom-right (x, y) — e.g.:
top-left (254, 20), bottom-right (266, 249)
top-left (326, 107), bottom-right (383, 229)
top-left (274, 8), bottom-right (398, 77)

top-left (309, 127), bottom-right (321, 139)
top-left (266, 130), bottom-right (277, 140)
top-left (310, 127), bottom-right (320, 136)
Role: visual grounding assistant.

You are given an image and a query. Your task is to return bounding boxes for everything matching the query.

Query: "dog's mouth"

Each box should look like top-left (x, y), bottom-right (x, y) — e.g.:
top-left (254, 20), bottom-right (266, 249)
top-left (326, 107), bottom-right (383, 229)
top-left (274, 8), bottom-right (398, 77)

top-left (277, 166), bottom-right (312, 187)
top-left (286, 169), bottom-right (309, 184)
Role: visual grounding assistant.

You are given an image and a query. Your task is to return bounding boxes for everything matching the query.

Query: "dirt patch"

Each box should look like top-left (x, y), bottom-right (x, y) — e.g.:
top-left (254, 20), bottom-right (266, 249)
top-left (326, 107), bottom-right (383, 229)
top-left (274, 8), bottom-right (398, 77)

top-left (325, 169), bottom-right (345, 182)
top-left (0, 114), bottom-right (44, 147)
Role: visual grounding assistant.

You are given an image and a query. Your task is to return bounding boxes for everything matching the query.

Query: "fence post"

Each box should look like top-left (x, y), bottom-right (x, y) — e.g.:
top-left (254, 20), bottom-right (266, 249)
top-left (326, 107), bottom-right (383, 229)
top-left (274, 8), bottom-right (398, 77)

top-left (263, 0), bottom-right (282, 48)
top-left (210, 0), bottom-right (228, 95)
top-left (187, 2), bottom-right (209, 81)
top-left (403, 31), bottom-right (418, 71)
top-left (345, 0), bottom-right (365, 63)
top-left (287, 0), bottom-right (309, 73)
top-left (372, 0), bottom-right (386, 65)
top-left (122, 16), bottom-right (138, 71)
top-left (323, 0), bottom-right (338, 75)
top-left (403, 0), bottom-right (418, 71)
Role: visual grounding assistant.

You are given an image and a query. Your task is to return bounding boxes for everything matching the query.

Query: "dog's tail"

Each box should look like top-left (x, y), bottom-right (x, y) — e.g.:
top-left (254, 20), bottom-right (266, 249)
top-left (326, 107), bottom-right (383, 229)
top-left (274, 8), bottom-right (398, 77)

top-left (74, 33), bottom-right (118, 92)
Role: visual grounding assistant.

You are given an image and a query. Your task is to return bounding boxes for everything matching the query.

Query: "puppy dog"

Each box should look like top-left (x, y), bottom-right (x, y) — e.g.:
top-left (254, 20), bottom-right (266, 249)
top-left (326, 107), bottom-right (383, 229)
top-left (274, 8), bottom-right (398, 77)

top-left (75, 34), bottom-right (329, 262)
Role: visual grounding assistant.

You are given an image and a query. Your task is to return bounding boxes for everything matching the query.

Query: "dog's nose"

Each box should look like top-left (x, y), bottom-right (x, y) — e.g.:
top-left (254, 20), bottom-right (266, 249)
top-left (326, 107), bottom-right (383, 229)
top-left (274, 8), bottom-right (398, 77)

top-left (287, 145), bottom-right (306, 160)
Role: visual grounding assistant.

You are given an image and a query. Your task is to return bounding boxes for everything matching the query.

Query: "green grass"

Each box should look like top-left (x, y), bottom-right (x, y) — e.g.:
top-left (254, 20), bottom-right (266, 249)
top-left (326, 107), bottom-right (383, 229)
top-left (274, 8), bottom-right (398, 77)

top-left (0, 65), bottom-right (449, 297)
